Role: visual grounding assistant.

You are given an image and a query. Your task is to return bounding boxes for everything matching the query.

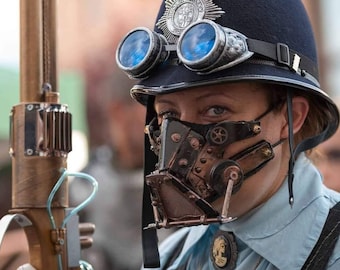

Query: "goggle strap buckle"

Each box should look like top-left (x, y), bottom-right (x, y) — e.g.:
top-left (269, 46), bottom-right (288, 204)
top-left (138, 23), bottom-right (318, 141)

top-left (247, 38), bottom-right (318, 80)
top-left (276, 43), bottom-right (290, 66)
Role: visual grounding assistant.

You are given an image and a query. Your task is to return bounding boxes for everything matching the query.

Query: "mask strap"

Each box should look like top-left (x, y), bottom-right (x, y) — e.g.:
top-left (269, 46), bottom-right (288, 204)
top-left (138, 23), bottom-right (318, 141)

top-left (255, 99), bottom-right (281, 121)
top-left (142, 98), bottom-right (160, 268)
top-left (286, 90), bottom-right (295, 206)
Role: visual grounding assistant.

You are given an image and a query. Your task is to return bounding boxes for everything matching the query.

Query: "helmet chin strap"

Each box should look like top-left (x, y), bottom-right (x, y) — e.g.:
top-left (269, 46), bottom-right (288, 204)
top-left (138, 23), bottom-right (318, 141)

top-left (142, 99), bottom-right (160, 268)
top-left (286, 90), bottom-right (338, 206)
top-left (287, 90), bottom-right (295, 206)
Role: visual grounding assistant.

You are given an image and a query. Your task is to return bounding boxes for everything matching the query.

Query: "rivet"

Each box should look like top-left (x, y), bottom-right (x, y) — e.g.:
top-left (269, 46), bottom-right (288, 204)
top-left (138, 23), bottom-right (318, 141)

top-left (171, 133), bottom-right (181, 142)
top-left (190, 138), bottom-right (200, 149)
top-left (262, 148), bottom-right (272, 157)
top-left (178, 158), bottom-right (188, 167)
top-left (253, 125), bottom-right (261, 134)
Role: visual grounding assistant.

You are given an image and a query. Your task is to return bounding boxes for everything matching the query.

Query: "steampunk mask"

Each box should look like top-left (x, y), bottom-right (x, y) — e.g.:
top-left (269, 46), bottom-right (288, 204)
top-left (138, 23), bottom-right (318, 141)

top-left (143, 107), bottom-right (279, 229)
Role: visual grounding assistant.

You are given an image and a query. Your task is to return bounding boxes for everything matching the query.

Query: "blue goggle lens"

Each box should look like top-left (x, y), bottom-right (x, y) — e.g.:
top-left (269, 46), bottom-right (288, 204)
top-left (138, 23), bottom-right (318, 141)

top-left (118, 30), bottom-right (151, 68)
top-left (180, 23), bottom-right (216, 61)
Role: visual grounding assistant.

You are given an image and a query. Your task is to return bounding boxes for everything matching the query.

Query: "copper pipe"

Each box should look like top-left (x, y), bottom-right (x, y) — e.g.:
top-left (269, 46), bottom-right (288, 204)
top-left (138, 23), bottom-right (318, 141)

top-left (42, 0), bottom-right (57, 93)
top-left (20, 0), bottom-right (43, 102)
top-left (11, 0), bottom-right (74, 269)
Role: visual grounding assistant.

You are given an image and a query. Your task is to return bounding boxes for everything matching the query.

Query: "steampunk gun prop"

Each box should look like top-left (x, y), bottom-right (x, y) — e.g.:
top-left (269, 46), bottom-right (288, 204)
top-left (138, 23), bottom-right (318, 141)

top-left (0, 1), bottom-right (97, 269)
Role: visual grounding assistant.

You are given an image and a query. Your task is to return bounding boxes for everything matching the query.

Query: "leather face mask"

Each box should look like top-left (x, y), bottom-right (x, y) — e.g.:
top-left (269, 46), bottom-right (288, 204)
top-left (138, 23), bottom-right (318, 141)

top-left (144, 114), bottom-right (276, 229)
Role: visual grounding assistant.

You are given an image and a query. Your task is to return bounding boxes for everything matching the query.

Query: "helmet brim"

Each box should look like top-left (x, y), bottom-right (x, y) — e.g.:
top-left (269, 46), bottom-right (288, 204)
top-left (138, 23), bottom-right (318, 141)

top-left (131, 60), bottom-right (339, 146)
top-left (131, 60), bottom-right (324, 104)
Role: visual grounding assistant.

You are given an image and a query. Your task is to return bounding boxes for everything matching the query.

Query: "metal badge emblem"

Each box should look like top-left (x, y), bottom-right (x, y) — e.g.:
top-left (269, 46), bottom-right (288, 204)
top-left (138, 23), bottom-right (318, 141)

top-left (156, 0), bottom-right (225, 43)
top-left (210, 230), bottom-right (238, 270)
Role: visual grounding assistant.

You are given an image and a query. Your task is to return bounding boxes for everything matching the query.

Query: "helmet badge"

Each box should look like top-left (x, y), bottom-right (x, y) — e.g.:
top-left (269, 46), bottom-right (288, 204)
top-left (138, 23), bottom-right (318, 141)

top-left (156, 0), bottom-right (225, 43)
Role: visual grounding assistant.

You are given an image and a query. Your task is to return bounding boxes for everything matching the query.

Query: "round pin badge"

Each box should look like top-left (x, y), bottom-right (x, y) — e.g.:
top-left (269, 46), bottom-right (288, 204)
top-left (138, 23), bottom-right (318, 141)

top-left (210, 230), bottom-right (238, 270)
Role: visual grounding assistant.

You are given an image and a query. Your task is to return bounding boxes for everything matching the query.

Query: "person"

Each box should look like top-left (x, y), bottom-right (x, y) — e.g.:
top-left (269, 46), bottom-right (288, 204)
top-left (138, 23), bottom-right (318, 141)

top-left (70, 63), bottom-right (145, 269)
top-left (312, 98), bottom-right (340, 192)
top-left (115, 0), bottom-right (340, 269)
top-left (70, 63), bottom-right (173, 269)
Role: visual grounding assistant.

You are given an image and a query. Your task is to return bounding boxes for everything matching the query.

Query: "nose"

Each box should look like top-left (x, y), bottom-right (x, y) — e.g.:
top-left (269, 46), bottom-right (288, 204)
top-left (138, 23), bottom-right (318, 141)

top-left (178, 111), bottom-right (200, 124)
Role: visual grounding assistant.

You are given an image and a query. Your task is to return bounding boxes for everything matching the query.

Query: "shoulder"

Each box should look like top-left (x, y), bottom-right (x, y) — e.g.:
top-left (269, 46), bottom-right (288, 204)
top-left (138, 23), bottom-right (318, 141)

top-left (158, 227), bottom-right (191, 250)
top-left (155, 225), bottom-right (210, 268)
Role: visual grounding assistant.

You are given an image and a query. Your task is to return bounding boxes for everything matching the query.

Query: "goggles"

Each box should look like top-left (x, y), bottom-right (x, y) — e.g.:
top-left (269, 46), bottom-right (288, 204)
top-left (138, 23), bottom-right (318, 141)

top-left (116, 19), bottom-right (318, 81)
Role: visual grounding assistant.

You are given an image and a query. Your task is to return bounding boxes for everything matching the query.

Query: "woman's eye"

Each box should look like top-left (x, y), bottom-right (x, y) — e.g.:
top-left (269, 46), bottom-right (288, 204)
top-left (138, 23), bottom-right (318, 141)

top-left (206, 106), bottom-right (227, 117)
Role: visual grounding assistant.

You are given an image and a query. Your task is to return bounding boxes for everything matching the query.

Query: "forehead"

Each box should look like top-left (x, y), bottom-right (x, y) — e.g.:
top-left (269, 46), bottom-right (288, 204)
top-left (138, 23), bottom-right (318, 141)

top-left (154, 82), bottom-right (270, 102)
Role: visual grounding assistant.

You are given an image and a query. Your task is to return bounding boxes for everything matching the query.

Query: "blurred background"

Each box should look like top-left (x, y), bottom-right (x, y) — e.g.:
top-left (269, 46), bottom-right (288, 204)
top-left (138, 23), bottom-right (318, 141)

top-left (0, 0), bottom-right (160, 170)
top-left (0, 0), bottom-right (339, 175)
top-left (0, 1), bottom-right (163, 269)
top-left (0, 0), bottom-right (340, 269)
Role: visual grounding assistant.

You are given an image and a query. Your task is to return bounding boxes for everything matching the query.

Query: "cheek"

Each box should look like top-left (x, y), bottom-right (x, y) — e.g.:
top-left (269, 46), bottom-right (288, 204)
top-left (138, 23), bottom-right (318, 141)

top-left (226, 137), bottom-right (287, 216)
top-left (261, 113), bottom-right (286, 143)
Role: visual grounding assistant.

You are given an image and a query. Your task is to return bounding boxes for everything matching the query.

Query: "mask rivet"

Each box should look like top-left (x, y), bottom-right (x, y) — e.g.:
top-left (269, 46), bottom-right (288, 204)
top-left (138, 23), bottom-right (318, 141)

top-left (171, 133), bottom-right (181, 142)
top-left (195, 167), bottom-right (202, 173)
top-left (178, 158), bottom-right (188, 167)
top-left (262, 147), bottom-right (272, 157)
top-left (253, 125), bottom-right (261, 134)
top-left (190, 138), bottom-right (200, 149)
top-left (200, 158), bottom-right (207, 164)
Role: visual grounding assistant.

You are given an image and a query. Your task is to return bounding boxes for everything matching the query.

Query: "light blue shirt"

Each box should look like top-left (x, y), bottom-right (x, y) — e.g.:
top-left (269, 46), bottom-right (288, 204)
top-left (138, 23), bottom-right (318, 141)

top-left (143, 154), bottom-right (340, 269)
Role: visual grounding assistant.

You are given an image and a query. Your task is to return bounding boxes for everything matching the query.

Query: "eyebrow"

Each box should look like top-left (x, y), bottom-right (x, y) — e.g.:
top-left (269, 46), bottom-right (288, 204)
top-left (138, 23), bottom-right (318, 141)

top-left (155, 89), bottom-right (236, 104)
top-left (154, 97), bottom-right (176, 106)
top-left (196, 91), bottom-right (233, 100)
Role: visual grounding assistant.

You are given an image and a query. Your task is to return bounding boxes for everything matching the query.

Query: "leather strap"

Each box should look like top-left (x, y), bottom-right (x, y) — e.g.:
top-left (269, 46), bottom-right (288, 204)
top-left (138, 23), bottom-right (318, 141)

top-left (247, 39), bottom-right (318, 80)
top-left (142, 99), bottom-right (160, 268)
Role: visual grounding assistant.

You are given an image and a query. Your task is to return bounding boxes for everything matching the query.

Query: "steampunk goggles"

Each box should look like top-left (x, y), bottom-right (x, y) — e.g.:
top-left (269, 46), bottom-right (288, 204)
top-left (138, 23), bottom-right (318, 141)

top-left (116, 19), bottom-right (318, 81)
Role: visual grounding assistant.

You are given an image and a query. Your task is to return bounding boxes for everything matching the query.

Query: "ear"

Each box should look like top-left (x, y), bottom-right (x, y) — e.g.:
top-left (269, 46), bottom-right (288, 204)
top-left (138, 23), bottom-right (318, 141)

top-left (281, 96), bottom-right (309, 138)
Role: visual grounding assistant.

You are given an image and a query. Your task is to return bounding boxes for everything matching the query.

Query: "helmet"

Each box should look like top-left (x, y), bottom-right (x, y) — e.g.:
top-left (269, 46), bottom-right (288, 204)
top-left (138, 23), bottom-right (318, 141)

top-left (116, 0), bottom-right (340, 170)
top-left (116, 0), bottom-right (337, 128)
top-left (116, 0), bottom-right (339, 267)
